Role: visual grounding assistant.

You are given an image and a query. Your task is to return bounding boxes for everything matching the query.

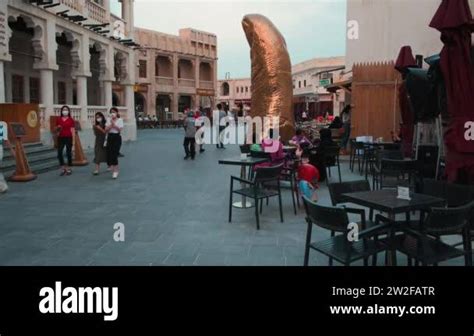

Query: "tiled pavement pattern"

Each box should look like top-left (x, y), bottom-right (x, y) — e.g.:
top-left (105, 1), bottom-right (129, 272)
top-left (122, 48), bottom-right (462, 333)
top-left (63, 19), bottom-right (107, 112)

top-left (0, 129), bottom-right (467, 266)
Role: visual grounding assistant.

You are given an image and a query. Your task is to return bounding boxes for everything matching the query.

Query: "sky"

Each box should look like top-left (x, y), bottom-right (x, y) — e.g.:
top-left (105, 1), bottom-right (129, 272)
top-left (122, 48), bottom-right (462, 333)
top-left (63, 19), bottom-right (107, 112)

top-left (110, 0), bottom-right (347, 79)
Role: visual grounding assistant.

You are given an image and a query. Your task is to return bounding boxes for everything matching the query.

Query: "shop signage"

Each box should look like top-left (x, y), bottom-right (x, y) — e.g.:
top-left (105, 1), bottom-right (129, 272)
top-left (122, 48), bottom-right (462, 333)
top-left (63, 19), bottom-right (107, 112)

top-left (196, 88), bottom-right (215, 96)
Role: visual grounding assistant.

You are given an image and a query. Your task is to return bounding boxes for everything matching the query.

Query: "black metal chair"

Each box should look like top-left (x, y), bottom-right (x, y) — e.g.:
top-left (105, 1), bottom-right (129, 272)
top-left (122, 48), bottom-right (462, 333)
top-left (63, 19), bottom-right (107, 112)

top-left (321, 145), bottom-right (342, 185)
top-left (370, 150), bottom-right (404, 188)
top-left (390, 200), bottom-right (474, 266)
top-left (328, 180), bottom-right (375, 221)
top-left (420, 179), bottom-right (474, 264)
top-left (349, 140), bottom-right (364, 173)
top-left (240, 145), bottom-right (251, 154)
top-left (302, 197), bottom-right (391, 266)
top-left (375, 158), bottom-right (417, 190)
top-left (229, 164), bottom-right (284, 230)
top-left (279, 159), bottom-right (300, 214)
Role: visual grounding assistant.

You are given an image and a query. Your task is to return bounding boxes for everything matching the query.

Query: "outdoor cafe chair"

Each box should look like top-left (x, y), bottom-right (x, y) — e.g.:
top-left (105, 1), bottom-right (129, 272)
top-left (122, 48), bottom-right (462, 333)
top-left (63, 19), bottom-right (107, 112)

top-left (229, 164), bottom-right (284, 230)
top-left (389, 200), bottom-right (474, 266)
top-left (370, 150), bottom-right (404, 188)
top-left (350, 140), bottom-right (365, 174)
top-left (321, 145), bottom-right (342, 185)
top-left (418, 179), bottom-right (474, 266)
top-left (328, 180), bottom-right (375, 221)
top-left (374, 158), bottom-right (417, 190)
top-left (302, 197), bottom-right (391, 266)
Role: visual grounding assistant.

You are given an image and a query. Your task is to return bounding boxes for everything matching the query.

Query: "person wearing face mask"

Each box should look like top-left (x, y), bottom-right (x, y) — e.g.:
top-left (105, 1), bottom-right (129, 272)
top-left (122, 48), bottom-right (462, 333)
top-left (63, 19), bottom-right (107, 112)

top-left (105, 107), bottom-right (124, 179)
top-left (92, 112), bottom-right (107, 175)
top-left (56, 105), bottom-right (75, 176)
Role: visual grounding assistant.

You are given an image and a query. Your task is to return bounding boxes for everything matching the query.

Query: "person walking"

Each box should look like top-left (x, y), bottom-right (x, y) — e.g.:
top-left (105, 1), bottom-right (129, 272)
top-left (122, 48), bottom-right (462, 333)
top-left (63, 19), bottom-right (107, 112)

top-left (0, 120), bottom-right (12, 193)
top-left (92, 112), bottom-right (108, 175)
top-left (216, 103), bottom-right (226, 149)
top-left (105, 107), bottom-right (124, 179)
top-left (183, 108), bottom-right (197, 160)
top-left (195, 107), bottom-right (205, 153)
top-left (56, 105), bottom-right (75, 176)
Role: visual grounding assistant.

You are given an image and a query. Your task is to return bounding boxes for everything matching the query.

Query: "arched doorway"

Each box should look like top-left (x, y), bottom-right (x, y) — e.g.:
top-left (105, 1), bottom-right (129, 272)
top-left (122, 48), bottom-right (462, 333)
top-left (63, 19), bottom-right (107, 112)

top-left (178, 95), bottom-right (192, 113)
top-left (199, 62), bottom-right (212, 82)
top-left (178, 59), bottom-right (194, 80)
top-left (112, 92), bottom-right (120, 106)
top-left (220, 82), bottom-right (230, 96)
top-left (7, 16), bottom-right (42, 104)
top-left (155, 55), bottom-right (172, 77)
top-left (88, 44), bottom-right (103, 106)
top-left (134, 92), bottom-right (146, 117)
top-left (156, 94), bottom-right (171, 120)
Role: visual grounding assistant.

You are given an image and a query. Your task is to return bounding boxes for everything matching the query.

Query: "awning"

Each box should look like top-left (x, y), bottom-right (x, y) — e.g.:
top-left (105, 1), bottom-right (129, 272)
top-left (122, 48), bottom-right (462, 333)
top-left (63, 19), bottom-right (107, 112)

top-left (325, 79), bottom-right (352, 93)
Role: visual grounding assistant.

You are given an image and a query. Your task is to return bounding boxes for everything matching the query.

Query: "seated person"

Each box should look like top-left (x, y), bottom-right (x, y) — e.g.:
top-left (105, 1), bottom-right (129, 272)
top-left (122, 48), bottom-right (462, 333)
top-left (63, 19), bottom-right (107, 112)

top-left (261, 129), bottom-right (284, 164)
top-left (297, 153), bottom-right (320, 202)
top-left (254, 129), bottom-right (285, 170)
top-left (289, 128), bottom-right (310, 147)
top-left (309, 128), bottom-right (336, 182)
top-left (328, 116), bottom-right (343, 129)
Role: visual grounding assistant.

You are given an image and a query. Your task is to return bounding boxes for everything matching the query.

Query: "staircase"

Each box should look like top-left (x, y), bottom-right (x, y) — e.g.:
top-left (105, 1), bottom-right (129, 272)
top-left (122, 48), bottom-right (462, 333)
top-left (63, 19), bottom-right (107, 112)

top-left (1, 142), bottom-right (59, 177)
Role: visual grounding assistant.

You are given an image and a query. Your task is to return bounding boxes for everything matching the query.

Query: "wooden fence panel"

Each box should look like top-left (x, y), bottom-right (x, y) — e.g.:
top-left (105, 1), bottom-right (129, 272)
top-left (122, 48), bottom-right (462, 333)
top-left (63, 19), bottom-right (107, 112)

top-left (352, 61), bottom-right (401, 141)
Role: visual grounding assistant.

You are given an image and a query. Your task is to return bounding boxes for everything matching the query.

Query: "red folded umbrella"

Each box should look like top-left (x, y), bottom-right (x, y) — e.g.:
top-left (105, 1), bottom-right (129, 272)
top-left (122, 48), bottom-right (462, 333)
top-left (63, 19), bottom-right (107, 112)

top-left (429, 0), bottom-right (474, 183)
top-left (395, 46), bottom-right (417, 157)
top-left (395, 46), bottom-right (418, 73)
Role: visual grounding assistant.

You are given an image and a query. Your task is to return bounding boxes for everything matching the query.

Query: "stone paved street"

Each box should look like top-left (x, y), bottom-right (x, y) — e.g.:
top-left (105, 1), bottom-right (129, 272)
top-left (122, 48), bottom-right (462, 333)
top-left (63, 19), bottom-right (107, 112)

top-left (0, 130), bottom-right (466, 266)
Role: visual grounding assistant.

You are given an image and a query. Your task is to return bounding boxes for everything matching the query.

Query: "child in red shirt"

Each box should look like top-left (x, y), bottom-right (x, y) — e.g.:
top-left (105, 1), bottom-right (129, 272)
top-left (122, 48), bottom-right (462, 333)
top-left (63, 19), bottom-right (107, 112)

top-left (297, 153), bottom-right (320, 202)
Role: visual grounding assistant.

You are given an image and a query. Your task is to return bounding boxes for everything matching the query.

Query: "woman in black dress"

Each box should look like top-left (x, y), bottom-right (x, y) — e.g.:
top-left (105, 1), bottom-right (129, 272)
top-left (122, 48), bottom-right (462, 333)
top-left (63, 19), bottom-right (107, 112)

top-left (93, 112), bottom-right (107, 175)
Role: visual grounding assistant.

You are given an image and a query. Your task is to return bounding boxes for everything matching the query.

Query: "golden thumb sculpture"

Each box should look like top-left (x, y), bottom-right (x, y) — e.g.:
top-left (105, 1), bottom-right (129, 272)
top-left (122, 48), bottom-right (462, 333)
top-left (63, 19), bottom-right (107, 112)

top-left (242, 14), bottom-right (295, 142)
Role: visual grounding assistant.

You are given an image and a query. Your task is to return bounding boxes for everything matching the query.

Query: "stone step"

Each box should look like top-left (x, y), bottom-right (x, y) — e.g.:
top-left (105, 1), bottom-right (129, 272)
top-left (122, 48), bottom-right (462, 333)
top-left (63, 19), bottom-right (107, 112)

top-left (1, 142), bottom-right (59, 176)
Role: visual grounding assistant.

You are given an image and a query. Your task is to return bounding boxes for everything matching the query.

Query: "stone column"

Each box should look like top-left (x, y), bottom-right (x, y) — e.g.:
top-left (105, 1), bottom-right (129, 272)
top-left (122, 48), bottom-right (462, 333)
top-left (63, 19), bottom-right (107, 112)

top-left (40, 69), bottom-right (54, 119)
top-left (195, 57), bottom-right (200, 89)
top-left (172, 92), bottom-right (179, 119)
top-left (0, 61), bottom-right (5, 103)
top-left (173, 54), bottom-right (179, 88)
top-left (120, 0), bottom-right (134, 38)
top-left (76, 75), bottom-right (88, 124)
top-left (124, 84), bottom-right (135, 120)
top-left (24, 75), bottom-right (30, 104)
top-left (103, 80), bottom-right (113, 108)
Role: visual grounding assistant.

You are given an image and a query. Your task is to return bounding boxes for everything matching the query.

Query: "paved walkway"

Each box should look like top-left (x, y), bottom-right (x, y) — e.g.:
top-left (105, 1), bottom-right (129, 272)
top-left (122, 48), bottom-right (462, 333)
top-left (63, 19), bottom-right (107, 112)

top-left (0, 130), bottom-right (465, 266)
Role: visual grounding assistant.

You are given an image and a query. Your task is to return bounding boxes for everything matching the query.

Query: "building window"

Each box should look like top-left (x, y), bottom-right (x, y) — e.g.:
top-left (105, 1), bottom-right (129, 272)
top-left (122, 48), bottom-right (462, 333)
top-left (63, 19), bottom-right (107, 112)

top-left (58, 81), bottom-right (67, 105)
top-left (29, 77), bottom-right (40, 104)
top-left (304, 80), bottom-right (307, 87)
top-left (236, 87), bottom-right (239, 93)
top-left (245, 87), bottom-right (248, 93)
top-left (298, 81), bottom-right (301, 88)
top-left (12, 75), bottom-right (24, 103)
top-left (139, 60), bottom-right (147, 78)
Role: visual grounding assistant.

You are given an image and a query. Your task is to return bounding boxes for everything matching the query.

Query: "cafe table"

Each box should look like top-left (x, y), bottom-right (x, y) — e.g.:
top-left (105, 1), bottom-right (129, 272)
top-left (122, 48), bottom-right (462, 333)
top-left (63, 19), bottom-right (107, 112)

top-left (219, 156), bottom-right (268, 208)
top-left (341, 189), bottom-right (446, 266)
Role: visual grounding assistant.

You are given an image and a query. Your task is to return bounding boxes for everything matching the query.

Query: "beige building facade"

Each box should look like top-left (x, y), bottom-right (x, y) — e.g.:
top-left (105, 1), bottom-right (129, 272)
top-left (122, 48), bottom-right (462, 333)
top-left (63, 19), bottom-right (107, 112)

top-left (0, 0), bottom-right (138, 148)
top-left (134, 27), bottom-right (218, 120)
top-left (217, 78), bottom-right (252, 112)
top-left (292, 56), bottom-right (346, 118)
